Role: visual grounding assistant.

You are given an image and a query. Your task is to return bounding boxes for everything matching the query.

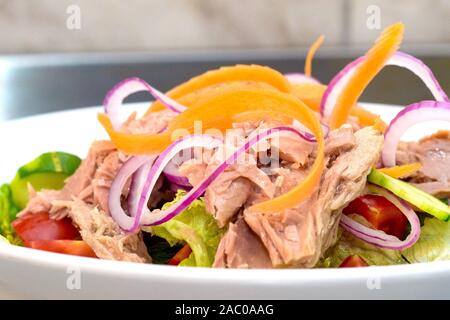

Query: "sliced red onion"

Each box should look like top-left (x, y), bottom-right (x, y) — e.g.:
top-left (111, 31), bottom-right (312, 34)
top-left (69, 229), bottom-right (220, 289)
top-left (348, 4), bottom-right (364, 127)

top-left (284, 73), bottom-right (321, 85)
top-left (321, 51), bottom-right (449, 118)
top-left (340, 184), bottom-right (421, 250)
top-left (111, 126), bottom-right (318, 231)
top-left (163, 149), bottom-right (194, 187)
top-left (291, 120), bottom-right (329, 142)
top-left (389, 52), bottom-right (449, 103)
top-left (164, 171), bottom-right (191, 187)
top-left (138, 126), bottom-right (315, 228)
top-left (128, 160), bottom-right (154, 217)
top-left (111, 134), bottom-right (222, 232)
top-left (109, 155), bottom-right (157, 227)
top-left (382, 100), bottom-right (450, 167)
top-left (103, 77), bottom-right (187, 130)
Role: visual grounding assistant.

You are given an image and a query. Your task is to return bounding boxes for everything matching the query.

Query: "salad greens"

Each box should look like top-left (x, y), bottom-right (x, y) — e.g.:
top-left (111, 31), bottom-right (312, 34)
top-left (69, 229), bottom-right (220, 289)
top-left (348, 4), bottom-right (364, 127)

top-left (0, 184), bottom-right (21, 244)
top-left (402, 217), bottom-right (450, 263)
top-left (318, 230), bottom-right (407, 267)
top-left (147, 191), bottom-right (226, 267)
top-left (0, 152), bottom-right (81, 243)
top-left (144, 235), bottom-right (183, 265)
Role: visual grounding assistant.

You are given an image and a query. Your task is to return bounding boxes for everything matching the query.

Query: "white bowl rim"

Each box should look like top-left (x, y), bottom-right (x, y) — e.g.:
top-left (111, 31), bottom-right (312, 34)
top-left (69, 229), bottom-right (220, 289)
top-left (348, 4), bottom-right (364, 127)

top-left (1, 102), bottom-right (449, 285)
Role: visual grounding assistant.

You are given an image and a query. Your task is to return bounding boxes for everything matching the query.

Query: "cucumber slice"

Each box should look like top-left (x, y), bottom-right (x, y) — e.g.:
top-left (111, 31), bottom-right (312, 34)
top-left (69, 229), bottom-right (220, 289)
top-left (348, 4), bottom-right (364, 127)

top-left (15, 152), bottom-right (81, 179)
top-left (368, 168), bottom-right (450, 221)
top-left (0, 183), bottom-right (20, 244)
top-left (10, 152), bottom-right (81, 209)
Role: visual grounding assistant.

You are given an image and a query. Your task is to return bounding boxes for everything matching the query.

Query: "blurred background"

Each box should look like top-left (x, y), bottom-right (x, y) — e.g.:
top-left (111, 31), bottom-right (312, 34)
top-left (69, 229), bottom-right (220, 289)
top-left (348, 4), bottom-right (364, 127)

top-left (0, 0), bottom-right (449, 120)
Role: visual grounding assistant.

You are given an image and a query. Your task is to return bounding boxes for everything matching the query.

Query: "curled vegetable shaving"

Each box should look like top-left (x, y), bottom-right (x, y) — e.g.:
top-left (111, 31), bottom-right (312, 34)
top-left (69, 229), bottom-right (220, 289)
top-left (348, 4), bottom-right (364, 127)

top-left (291, 83), bottom-right (386, 130)
top-left (329, 23), bottom-right (404, 129)
top-left (147, 64), bottom-right (292, 113)
top-left (291, 83), bottom-right (327, 111)
top-left (378, 162), bottom-right (422, 179)
top-left (305, 35), bottom-right (325, 77)
top-left (100, 87), bottom-right (325, 214)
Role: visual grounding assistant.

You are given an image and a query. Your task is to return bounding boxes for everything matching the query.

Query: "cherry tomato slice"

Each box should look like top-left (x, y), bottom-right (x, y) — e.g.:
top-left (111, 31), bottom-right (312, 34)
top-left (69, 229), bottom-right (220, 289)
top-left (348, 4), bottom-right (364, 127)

top-left (168, 244), bottom-right (192, 266)
top-left (339, 255), bottom-right (369, 268)
top-left (343, 195), bottom-right (408, 239)
top-left (24, 240), bottom-right (97, 258)
top-left (12, 212), bottom-right (80, 242)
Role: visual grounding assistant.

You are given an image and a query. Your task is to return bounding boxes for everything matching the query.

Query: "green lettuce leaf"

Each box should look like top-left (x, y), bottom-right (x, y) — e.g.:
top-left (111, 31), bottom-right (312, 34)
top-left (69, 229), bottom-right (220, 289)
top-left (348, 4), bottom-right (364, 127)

top-left (402, 217), bottom-right (450, 263)
top-left (146, 191), bottom-right (226, 267)
top-left (317, 229), bottom-right (407, 267)
top-left (0, 184), bottom-right (21, 245)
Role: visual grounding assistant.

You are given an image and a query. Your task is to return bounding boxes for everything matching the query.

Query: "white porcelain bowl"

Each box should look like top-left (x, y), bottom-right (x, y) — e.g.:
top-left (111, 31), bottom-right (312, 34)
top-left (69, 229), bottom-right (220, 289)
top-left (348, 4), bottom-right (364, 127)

top-left (0, 103), bottom-right (448, 299)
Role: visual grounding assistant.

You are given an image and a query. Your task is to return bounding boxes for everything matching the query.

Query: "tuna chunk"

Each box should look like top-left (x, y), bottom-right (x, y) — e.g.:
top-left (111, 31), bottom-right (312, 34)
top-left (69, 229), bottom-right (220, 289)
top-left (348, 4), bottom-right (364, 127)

top-left (92, 151), bottom-right (124, 214)
top-left (239, 121), bottom-right (314, 165)
top-left (244, 127), bottom-right (383, 267)
top-left (19, 141), bottom-right (117, 219)
top-left (180, 142), bottom-right (275, 227)
top-left (213, 217), bottom-right (272, 268)
top-left (276, 134), bottom-right (314, 165)
top-left (397, 130), bottom-right (450, 197)
top-left (63, 140), bottom-right (117, 203)
top-left (179, 159), bottom-right (207, 186)
top-left (61, 198), bottom-right (150, 263)
top-left (121, 109), bottom-right (176, 135)
top-left (205, 173), bottom-right (252, 227)
top-left (324, 125), bottom-right (355, 155)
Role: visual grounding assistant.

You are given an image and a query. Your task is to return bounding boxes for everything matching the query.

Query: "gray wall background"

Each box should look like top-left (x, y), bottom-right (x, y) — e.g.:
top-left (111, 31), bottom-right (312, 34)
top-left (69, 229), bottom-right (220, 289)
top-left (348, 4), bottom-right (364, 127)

top-left (0, 0), bottom-right (449, 54)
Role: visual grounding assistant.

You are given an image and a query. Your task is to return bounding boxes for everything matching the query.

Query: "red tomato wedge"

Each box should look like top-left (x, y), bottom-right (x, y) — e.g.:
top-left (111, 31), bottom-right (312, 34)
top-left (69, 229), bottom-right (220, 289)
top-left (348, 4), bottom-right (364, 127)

top-left (339, 255), bottom-right (369, 268)
top-left (343, 195), bottom-right (408, 239)
top-left (168, 244), bottom-right (192, 266)
top-left (12, 212), bottom-right (80, 242)
top-left (24, 240), bottom-right (97, 258)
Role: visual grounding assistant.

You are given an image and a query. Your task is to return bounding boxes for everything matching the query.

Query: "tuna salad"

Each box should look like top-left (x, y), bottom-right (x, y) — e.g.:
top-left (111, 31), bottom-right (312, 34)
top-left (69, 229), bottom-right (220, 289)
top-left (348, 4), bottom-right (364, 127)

top-left (2, 22), bottom-right (450, 268)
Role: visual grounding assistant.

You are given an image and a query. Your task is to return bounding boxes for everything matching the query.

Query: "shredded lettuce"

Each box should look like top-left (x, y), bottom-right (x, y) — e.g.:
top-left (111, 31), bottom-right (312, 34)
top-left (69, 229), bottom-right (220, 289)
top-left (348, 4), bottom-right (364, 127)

top-left (146, 191), bottom-right (226, 267)
top-left (0, 184), bottom-right (21, 245)
top-left (317, 229), bottom-right (407, 267)
top-left (402, 217), bottom-right (450, 263)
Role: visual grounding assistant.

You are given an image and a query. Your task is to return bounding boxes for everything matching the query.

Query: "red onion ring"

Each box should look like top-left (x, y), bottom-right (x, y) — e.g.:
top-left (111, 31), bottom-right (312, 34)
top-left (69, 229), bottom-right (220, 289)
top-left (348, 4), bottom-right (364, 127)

top-left (321, 51), bottom-right (449, 118)
top-left (110, 134), bottom-right (222, 232)
top-left (109, 155), bottom-right (157, 225)
top-left (128, 160), bottom-right (155, 217)
top-left (340, 184), bottom-right (421, 250)
top-left (164, 171), bottom-right (191, 187)
top-left (382, 100), bottom-right (450, 167)
top-left (284, 73), bottom-right (321, 85)
top-left (103, 77), bottom-right (186, 129)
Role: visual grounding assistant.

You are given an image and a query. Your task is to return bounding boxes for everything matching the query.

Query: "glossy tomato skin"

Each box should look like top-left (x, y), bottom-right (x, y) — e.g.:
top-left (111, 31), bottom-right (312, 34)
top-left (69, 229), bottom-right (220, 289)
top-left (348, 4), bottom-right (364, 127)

top-left (168, 244), bottom-right (192, 265)
top-left (343, 195), bottom-right (408, 239)
top-left (12, 212), bottom-right (80, 242)
top-left (24, 240), bottom-right (97, 258)
top-left (339, 255), bottom-right (369, 268)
